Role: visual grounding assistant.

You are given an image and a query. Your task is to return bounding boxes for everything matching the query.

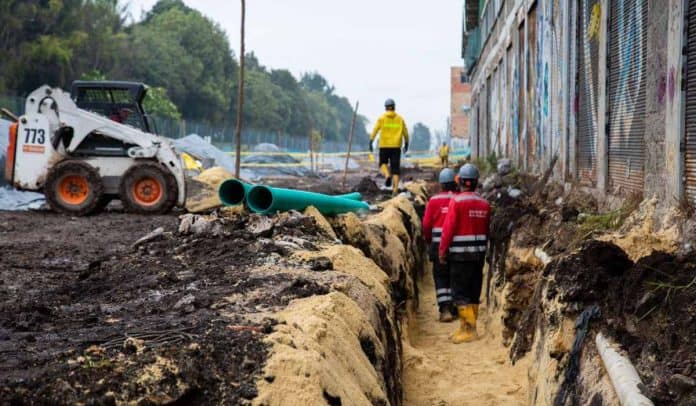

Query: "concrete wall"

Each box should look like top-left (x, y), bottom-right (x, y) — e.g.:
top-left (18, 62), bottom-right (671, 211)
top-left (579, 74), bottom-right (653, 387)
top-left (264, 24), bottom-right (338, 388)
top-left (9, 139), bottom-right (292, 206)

top-left (468, 0), bottom-right (686, 202)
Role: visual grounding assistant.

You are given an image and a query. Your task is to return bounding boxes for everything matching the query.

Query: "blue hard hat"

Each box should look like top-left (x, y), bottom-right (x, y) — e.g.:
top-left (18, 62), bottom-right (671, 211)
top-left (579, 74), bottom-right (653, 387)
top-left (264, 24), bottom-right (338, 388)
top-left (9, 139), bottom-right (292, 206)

top-left (439, 168), bottom-right (456, 184)
top-left (384, 98), bottom-right (395, 108)
top-left (458, 163), bottom-right (480, 180)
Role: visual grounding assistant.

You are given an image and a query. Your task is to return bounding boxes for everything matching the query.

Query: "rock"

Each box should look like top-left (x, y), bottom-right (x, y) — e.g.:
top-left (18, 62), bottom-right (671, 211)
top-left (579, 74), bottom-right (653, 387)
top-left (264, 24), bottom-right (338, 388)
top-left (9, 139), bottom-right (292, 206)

top-left (482, 174), bottom-right (502, 192)
top-left (174, 294), bottom-right (196, 309)
top-left (668, 374), bottom-right (696, 395)
top-left (497, 158), bottom-right (513, 175)
top-left (507, 187), bottom-right (523, 199)
top-left (309, 257), bottom-right (333, 271)
top-left (178, 214), bottom-right (224, 236)
top-left (132, 227), bottom-right (165, 248)
top-left (247, 214), bottom-right (274, 237)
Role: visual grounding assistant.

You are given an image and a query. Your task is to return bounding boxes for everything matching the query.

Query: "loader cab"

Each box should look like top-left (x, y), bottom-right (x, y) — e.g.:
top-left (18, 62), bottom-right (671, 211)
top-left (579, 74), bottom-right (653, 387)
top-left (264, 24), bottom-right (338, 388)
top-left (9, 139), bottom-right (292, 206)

top-left (70, 81), bottom-right (154, 134)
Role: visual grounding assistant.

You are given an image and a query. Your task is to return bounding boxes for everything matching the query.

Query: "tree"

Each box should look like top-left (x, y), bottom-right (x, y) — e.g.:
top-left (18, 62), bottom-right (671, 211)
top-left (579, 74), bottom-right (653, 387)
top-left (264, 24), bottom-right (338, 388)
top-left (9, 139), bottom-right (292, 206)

top-left (411, 122), bottom-right (432, 152)
top-left (127, 2), bottom-right (236, 124)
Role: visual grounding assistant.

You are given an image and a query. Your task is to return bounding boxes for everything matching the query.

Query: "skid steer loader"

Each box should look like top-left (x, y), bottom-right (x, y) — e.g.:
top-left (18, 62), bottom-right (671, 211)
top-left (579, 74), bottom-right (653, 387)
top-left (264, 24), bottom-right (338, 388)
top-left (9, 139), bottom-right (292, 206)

top-left (4, 81), bottom-right (186, 215)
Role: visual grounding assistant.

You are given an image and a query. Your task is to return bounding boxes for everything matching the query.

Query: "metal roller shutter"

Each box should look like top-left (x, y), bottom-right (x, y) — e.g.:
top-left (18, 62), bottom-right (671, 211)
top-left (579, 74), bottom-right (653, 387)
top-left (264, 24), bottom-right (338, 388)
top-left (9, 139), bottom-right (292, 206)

top-left (685, 0), bottom-right (696, 202)
top-left (528, 5), bottom-right (538, 168)
top-left (576, 0), bottom-right (600, 185)
top-left (606, 0), bottom-right (647, 193)
top-left (518, 22), bottom-right (526, 168)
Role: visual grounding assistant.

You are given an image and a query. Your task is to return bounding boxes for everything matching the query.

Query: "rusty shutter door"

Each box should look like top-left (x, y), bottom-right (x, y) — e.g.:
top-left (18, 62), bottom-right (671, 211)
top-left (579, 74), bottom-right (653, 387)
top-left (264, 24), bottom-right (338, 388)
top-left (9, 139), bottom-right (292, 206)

top-left (527, 5), bottom-right (538, 169)
top-left (576, 0), bottom-right (600, 185)
top-left (518, 22), bottom-right (526, 168)
top-left (685, 0), bottom-right (696, 202)
top-left (606, 0), bottom-right (647, 193)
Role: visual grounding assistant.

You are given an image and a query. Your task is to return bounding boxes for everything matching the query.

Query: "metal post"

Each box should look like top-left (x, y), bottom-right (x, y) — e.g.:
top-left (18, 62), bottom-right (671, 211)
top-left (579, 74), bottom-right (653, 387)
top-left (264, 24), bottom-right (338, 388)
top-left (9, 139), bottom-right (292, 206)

top-left (342, 101), bottom-right (359, 189)
top-left (234, 0), bottom-right (246, 178)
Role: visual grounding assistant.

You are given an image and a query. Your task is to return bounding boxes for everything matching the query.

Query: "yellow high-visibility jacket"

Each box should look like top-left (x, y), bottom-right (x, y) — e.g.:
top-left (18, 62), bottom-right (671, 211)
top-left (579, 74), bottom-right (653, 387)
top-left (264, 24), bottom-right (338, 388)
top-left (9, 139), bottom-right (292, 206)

top-left (370, 111), bottom-right (409, 148)
top-left (439, 145), bottom-right (450, 157)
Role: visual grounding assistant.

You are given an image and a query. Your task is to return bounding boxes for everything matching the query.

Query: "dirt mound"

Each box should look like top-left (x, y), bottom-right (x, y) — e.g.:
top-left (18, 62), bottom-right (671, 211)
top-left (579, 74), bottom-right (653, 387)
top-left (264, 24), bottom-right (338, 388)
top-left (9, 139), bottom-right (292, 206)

top-left (506, 240), bottom-right (696, 405)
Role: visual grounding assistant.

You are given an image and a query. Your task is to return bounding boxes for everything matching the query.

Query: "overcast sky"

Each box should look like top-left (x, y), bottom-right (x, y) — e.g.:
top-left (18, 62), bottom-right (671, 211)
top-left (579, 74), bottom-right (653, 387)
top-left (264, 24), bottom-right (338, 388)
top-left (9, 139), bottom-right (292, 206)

top-left (126, 0), bottom-right (463, 132)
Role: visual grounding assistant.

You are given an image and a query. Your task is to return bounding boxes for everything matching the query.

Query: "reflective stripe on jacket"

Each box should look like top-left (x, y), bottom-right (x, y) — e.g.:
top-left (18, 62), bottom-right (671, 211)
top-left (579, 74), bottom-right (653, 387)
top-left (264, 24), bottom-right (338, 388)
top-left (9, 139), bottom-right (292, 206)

top-left (370, 111), bottom-right (409, 148)
top-left (422, 191), bottom-right (455, 245)
top-left (438, 192), bottom-right (491, 258)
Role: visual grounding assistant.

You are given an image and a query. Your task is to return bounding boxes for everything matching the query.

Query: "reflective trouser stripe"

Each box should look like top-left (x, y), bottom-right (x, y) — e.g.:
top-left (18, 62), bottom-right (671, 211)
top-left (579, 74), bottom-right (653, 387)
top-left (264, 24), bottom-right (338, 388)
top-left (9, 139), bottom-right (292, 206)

top-left (449, 245), bottom-right (487, 253)
top-left (452, 235), bottom-right (487, 242)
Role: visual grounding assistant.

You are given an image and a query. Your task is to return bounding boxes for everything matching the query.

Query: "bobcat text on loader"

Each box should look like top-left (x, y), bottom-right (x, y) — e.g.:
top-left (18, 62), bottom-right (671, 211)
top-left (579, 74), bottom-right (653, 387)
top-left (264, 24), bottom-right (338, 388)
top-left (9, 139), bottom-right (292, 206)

top-left (4, 81), bottom-right (186, 215)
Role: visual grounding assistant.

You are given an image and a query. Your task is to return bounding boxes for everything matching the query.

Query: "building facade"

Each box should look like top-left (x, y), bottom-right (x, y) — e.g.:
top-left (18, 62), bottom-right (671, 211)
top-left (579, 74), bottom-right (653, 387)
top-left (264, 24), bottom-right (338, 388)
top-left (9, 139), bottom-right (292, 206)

top-left (463, 0), bottom-right (691, 202)
top-left (451, 67), bottom-right (472, 142)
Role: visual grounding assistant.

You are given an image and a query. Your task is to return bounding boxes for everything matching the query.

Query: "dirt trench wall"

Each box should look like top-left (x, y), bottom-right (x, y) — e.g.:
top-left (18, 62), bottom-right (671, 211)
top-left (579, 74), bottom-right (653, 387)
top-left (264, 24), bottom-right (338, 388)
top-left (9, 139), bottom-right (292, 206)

top-left (254, 190), bottom-right (426, 406)
top-left (486, 190), bottom-right (695, 405)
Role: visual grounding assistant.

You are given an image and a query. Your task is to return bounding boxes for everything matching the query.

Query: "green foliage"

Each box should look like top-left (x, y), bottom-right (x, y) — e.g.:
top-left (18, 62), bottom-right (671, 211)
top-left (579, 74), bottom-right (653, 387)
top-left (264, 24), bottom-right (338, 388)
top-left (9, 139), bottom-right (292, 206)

top-left (144, 87), bottom-right (181, 121)
top-left (0, 0), bottom-right (367, 144)
top-left (411, 122), bottom-right (432, 151)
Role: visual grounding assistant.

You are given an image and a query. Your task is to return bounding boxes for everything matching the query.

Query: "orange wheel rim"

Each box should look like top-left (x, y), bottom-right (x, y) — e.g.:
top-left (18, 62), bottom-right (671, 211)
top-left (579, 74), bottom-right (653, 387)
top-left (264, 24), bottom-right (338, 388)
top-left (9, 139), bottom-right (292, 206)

top-left (133, 177), bottom-right (162, 206)
top-left (58, 175), bottom-right (90, 205)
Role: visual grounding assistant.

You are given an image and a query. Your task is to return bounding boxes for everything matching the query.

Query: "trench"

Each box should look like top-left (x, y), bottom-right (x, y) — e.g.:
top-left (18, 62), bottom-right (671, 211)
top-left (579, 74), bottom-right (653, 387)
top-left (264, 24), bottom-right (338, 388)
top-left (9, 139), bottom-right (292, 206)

top-left (2, 173), bottom-right (694, 405)
top-left (402, 272), bottom-right (530, 405)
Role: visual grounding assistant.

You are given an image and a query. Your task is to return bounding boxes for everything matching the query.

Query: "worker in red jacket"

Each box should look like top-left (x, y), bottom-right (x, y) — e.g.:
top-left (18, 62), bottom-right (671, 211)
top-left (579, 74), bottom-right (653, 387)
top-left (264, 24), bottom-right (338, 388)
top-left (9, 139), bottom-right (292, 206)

top-left (422, 168), bottom-right (458, 322)
top-left (438, 163), bottom-right (491, 344)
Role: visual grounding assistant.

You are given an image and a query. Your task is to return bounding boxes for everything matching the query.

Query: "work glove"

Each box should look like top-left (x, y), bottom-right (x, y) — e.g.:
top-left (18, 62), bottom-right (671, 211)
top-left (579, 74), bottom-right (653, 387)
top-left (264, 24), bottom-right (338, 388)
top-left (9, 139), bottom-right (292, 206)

top-left (403, 142), bottom-right (409, 154)
top-left (369, 141), bottom-right (373, 152)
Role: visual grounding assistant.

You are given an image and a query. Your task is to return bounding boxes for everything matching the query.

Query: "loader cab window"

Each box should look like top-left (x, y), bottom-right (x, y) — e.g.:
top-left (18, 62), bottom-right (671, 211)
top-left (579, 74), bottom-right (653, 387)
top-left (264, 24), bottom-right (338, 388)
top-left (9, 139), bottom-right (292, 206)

top-left (71, 81), bottom-right (153, 134)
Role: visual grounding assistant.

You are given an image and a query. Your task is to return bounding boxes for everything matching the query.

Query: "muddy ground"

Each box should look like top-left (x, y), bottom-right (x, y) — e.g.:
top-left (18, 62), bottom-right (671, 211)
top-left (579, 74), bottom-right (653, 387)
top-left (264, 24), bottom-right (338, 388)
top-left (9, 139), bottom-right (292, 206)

top-left (0, 168), bottom-right (434, 405)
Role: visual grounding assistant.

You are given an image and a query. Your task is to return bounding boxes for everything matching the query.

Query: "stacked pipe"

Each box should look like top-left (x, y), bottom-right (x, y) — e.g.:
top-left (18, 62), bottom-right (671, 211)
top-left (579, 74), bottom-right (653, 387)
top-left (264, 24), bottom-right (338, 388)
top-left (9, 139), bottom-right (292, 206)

top-left (218, 179), bottom-right (369, 215)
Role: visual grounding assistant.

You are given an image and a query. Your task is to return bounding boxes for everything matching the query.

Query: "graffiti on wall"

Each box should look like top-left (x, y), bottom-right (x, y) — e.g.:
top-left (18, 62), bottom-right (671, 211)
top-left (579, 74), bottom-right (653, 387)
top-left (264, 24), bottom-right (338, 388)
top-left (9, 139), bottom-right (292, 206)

top-left (609, 0), bottom-right (645, 147)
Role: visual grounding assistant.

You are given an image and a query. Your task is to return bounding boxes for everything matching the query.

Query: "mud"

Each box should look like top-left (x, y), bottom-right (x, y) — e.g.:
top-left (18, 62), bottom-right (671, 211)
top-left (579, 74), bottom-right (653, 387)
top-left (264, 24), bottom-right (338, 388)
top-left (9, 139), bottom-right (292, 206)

top-left (0, 209), bottom-right (341, 404)
top-left (0, 171), bottom-right (431, 405)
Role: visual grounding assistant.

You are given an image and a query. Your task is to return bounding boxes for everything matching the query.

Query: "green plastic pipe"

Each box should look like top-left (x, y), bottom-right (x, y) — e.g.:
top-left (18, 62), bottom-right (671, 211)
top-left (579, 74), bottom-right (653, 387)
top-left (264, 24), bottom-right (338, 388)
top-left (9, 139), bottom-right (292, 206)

top-left (246, 185), bottom-right (369, 215)
top-left (218, 178), bottom-right (362, 206)
top-left (218, 179), bottom-right (251, 206)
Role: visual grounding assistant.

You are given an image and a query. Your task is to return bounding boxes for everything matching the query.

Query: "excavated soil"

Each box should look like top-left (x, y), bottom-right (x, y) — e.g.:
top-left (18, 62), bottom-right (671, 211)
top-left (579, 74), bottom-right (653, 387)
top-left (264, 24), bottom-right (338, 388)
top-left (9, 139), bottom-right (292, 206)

top-left (483, 174), bottom-right (696, 405)
top-left (0, 209), bottom-right (350, 404)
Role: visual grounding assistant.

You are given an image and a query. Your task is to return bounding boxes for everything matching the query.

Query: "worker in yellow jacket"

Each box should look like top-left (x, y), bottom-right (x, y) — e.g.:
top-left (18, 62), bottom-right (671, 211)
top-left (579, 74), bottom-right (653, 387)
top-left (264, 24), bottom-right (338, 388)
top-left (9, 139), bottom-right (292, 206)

top-left (439, 142), bottom-right (450, 167)
top-left (369, 98), bottom-right (409, 195)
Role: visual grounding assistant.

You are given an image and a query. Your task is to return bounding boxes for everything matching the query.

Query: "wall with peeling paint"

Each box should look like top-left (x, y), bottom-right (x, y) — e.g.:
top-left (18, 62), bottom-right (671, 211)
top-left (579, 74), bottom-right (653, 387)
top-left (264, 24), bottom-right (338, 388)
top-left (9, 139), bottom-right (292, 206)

top-left (467, 0), bottom-right (685, 202)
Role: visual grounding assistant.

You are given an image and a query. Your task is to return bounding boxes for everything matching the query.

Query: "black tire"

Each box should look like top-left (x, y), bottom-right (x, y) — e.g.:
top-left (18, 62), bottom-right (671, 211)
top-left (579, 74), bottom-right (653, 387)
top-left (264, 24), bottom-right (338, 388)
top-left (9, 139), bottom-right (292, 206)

top-left (44, 160), bottom-right (104, 216)
top-left (119, 161), bottom-right (177, 214)
top-left (95, 196), bottom-right (113, 212)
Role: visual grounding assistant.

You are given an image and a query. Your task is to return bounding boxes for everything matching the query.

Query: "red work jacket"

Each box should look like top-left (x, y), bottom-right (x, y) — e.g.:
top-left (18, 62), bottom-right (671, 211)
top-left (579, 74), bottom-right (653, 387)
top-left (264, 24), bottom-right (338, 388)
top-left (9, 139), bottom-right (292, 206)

top-left (422, 191), bottom-right (455, 245)
top-left (438, 191), bottom-right (491, 259)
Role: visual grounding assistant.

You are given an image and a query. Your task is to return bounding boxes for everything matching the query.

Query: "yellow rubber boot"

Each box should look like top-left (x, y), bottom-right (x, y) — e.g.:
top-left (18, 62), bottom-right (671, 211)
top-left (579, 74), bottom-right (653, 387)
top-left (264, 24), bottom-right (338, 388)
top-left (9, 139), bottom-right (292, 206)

top-left (392, 174), bottom-right (400, 196)
top-left (452, 305), bottom-right (478, 344)
top-left (380, 163), bottom-right (390, 178)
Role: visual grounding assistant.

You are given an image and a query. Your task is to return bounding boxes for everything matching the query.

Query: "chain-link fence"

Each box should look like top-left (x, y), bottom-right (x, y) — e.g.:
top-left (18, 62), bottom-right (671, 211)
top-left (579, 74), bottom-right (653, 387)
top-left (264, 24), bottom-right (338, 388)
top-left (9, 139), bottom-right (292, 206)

top-left (0, 94), bottom-right (24, 117)
top-left (1, 92), bottom-right (352, 154)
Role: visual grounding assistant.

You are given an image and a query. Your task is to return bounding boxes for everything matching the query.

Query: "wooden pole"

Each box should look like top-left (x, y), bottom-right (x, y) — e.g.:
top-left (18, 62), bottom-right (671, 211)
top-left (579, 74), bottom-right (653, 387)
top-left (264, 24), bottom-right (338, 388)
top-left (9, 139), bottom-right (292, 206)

top-left (234, 0), bottom-right (246, 178)
top-left (341, 101), bottom-right (359, 189)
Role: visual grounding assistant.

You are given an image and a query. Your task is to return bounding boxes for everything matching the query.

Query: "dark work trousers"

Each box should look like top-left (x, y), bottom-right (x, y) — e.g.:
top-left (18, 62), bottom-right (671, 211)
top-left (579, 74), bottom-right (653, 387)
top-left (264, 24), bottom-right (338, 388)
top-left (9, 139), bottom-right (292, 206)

top-left (429, 245), bottom-right (452, 310)
top-left (448, 255), bottom-right (485, 305)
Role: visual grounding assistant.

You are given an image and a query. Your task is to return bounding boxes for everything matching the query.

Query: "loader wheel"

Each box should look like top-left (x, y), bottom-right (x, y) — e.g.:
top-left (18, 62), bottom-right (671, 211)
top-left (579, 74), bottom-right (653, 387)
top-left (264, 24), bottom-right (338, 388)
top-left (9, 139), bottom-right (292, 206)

top-left (45, 161), bottom-right (104, 216)
top-left (120, 162), bottom-right (177, 214)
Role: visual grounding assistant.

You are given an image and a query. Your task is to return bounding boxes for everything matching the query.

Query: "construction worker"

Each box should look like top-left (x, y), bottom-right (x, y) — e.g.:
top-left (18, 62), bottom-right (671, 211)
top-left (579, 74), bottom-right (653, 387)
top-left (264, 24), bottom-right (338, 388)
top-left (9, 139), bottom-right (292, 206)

top-left (369, 98), bottom-right (409, 195)
top-left (422, 168), bottom-right (458, 322)
top-left (438, 163), bottom-right (491, 344)
top-left (439, 142), bottom-right (450, 167)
